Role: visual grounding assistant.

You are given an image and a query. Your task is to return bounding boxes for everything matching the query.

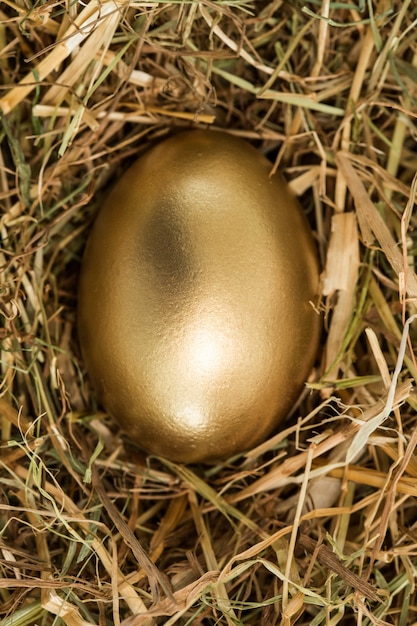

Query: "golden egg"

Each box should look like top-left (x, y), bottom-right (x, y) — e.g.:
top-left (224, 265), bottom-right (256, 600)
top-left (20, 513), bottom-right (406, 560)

top-left (78, 130), bottom-right (320, 463)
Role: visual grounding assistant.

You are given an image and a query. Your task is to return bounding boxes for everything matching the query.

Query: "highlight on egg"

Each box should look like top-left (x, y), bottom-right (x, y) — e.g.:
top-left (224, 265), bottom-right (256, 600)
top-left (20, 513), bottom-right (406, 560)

top-left (78, 130), bottom-right (321, 463)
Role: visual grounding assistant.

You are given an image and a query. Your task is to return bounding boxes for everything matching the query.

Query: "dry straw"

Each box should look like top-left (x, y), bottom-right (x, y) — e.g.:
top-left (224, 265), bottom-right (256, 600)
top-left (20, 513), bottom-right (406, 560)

top-left (1, 1), bottom-right (417, 624)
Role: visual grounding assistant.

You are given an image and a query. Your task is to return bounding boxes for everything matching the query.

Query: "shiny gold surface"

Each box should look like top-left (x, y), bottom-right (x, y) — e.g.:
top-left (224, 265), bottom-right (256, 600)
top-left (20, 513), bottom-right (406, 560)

top-left (78, 130), bottom-right (321, 463)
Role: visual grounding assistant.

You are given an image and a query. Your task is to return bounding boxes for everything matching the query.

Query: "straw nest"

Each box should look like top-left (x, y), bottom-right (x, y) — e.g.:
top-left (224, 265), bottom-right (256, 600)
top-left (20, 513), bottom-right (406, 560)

top-left (1, 1), bottom-right (417, 624)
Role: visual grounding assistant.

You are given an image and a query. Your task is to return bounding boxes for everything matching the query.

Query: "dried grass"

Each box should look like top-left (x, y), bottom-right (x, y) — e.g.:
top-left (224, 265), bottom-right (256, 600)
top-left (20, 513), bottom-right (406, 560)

top-left (1, 1), bottom-right (417, 624)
